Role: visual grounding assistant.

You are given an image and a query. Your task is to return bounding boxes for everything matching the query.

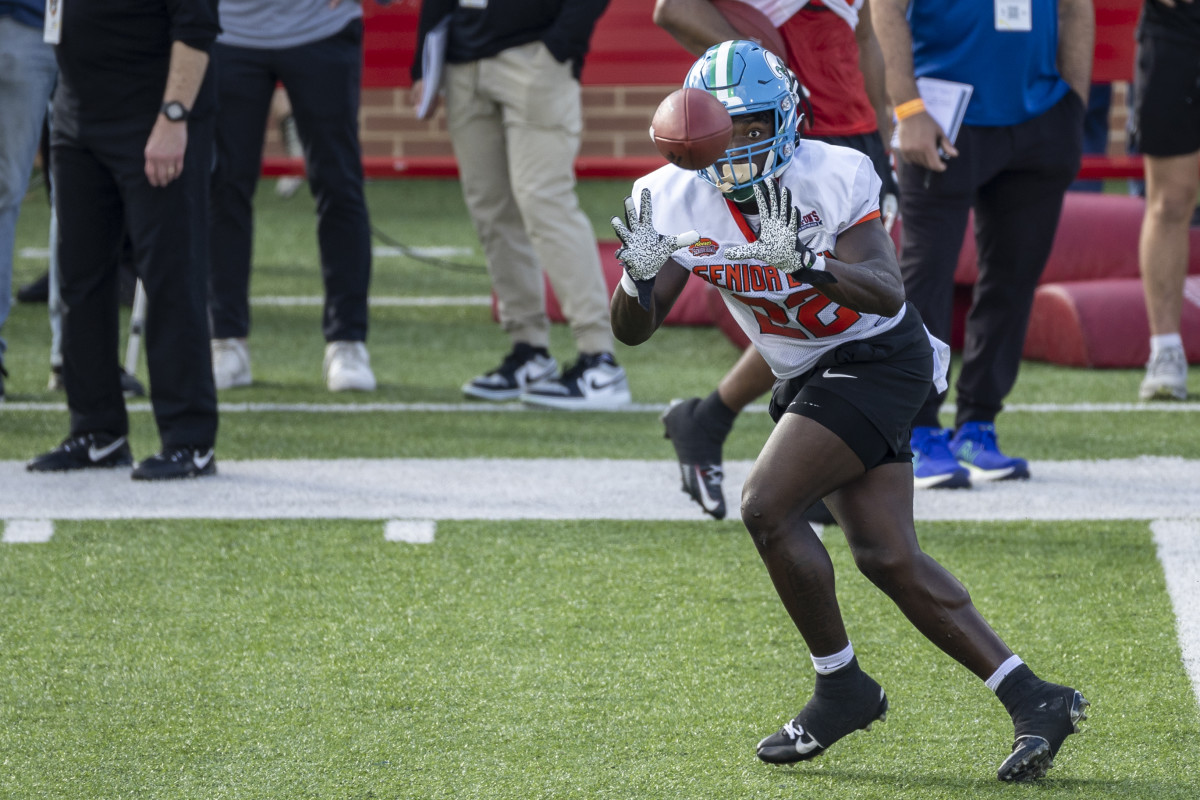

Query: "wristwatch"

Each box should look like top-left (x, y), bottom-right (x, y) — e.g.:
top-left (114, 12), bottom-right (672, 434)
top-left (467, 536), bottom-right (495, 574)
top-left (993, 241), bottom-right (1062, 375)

top-left (161, 101), bottom-right (190, 122)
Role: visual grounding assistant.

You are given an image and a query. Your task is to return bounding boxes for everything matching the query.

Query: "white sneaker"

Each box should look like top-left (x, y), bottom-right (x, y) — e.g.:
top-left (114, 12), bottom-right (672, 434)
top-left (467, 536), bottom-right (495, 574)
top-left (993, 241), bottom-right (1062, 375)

top-left (324, 341), bottom-right (376, 392)
top-left (520, 352), bottom-right (632, 410)
top-left (212, 338), bottom-right (252, 390)
top-left (1139, 345), bottom-right (1188, 400)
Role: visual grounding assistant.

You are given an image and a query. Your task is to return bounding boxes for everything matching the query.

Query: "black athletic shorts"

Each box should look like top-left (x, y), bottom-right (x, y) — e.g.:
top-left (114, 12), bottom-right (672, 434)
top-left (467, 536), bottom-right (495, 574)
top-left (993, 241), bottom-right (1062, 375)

top-left (1133, 34), bottom-right (1200, 157)
top-left (767, 303), bottom-right (934, 470)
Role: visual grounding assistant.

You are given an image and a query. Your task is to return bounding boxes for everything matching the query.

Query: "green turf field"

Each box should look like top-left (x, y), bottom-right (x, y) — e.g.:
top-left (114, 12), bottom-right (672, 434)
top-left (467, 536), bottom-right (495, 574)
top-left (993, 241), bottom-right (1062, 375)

top-left (2, 177), bottom-right (1199, 798)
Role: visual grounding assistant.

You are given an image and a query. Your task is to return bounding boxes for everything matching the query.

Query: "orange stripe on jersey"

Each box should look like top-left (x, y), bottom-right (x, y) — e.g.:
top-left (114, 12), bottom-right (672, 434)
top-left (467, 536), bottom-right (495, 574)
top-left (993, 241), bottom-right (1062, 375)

top-left (725, 198), bottom-right (758, 241)
top-left (851, 209), bottom-right (881, 227)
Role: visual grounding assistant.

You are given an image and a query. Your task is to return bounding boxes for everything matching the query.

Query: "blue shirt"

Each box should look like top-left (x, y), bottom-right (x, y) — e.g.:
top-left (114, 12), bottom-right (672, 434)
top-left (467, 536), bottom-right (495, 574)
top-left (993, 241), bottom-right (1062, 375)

top-left (907, 0), bottom-right (1069, 126)
top-left (0, 0), bottom-right (44, 28)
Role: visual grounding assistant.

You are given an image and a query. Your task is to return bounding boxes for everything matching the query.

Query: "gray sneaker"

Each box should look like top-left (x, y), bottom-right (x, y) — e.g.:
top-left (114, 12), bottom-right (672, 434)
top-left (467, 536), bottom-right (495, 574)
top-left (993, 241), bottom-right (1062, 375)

top-left (1139, 345), bottom-right (1188, 401)
top-left (464, 343), bottom-right (559, 401)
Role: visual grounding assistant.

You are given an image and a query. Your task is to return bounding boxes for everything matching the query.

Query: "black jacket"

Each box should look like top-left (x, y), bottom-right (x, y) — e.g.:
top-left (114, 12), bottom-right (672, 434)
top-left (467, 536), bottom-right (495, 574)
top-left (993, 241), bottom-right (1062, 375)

top-left (411, 0), bottom-right (609, 81)
top-left (53, 0), bottom-right (220, 129)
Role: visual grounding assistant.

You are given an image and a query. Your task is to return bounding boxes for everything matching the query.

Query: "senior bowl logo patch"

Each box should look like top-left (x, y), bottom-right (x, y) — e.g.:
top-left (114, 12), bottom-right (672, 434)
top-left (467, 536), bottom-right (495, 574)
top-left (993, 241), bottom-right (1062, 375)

top-left (689, 238), bottom-right (719, 257)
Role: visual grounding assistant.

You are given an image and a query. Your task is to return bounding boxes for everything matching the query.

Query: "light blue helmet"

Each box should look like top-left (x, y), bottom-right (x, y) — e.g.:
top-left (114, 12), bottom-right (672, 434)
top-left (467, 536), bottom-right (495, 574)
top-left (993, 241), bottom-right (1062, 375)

top-left (683, 40), bottom-right (804, 201)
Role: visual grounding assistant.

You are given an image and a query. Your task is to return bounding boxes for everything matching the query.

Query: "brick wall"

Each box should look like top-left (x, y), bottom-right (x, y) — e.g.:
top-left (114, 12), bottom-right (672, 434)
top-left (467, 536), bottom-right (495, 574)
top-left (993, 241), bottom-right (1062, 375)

top-left (263, 85), bottom-right (677, 162)
top-left (262, 81), bottom-right (1135, 166)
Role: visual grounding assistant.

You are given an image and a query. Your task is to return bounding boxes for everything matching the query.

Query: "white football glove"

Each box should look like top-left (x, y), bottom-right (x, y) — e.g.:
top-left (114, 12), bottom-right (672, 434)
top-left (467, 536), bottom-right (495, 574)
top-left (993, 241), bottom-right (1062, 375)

top-left (611, 188), bottom-right (700, 309)
top-left (724, 178), bottom-right (836, 284)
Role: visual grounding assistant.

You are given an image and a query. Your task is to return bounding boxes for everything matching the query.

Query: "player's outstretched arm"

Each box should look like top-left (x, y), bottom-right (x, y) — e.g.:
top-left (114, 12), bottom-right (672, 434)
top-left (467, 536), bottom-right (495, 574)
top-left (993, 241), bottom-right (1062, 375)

top-left (611, 260), bottom-right (690, 346)
top-left (816, 220), bottom-right (906, 316)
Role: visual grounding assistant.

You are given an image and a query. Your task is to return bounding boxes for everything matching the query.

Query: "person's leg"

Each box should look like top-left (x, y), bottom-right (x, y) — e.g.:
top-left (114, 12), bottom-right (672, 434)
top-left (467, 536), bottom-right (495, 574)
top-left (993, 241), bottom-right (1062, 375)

top-left (830, 461), bottom-right (1087, 781)
top-left (950, 95), bottom-right (1079, 481)
top-left (1132, 35), bottom-right (1200, 400)
top-left (661, 346), bottom-right (776, 520)
top-left (0, 17), bottom-right (58, 360)
top-left (117, 120), bottom-right (219, 452)
top-left (278, 20), bottom-right (372, 345)
top-left (1137, 152), bottom-right (1196, 399)
top-left (208, 42), bottom-right (276, 342)
top-left (743, 410), bottom-right (891, 763)
top-left (895, 148), bottom-right (975, 488)
top-left (896, 167), bottom-right (973, 426)
top-left (445, 57), bottom-right (549, 352)
top-left (1141, 153), bottom-right (1197, 337)
top-left (831, 464), bottom-right (1012, 677)
top-left (490, 42), bottom-right (613, 357)
top-left (51, 139), bottom-right (127, 439)
top-left (956, 104), bottom-right (1078, 428)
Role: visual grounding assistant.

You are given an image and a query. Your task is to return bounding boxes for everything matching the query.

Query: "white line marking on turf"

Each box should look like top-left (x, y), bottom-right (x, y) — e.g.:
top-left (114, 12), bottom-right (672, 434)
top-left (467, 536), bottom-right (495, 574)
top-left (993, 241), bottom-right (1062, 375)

top-left (385, 519), bottom-right (436, 544)
top-left (20, 246), bottom-right (476, 261)
top-left (252, 295), bottom-right (490, 307)
top-left (2, 519), bottom-right (54, 543)
top-left (372, 245), bottom-right (473, 258)
top-left (1153, 520), bottom-right (1200, 705)
top-left (3, 457), bottom-right (1198, 521)
top-left (6, 401), bottom-right (1200, 414)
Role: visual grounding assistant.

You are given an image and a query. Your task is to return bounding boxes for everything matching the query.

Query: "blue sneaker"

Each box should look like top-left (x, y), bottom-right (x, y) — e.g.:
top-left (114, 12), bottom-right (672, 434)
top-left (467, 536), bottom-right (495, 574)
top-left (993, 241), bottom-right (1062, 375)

top-left (910, 426), bottom-right (971, 489)
top-left (949, 422), bottom-right (1030, 482)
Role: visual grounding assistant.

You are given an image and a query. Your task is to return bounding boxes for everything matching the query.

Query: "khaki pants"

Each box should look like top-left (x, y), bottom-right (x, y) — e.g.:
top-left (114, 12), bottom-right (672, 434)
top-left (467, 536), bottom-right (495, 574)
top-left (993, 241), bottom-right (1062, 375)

top-left (445, 41), bottom-right (613, 355)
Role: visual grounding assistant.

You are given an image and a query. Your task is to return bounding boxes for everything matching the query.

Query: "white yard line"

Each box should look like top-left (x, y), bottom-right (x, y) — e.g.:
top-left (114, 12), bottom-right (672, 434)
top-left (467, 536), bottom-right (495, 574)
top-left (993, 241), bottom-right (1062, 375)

top-left (252, 295), bottom-right (491, 307)
top-left (1154, 520), bottom-right (1200, 705)
top-left (5, 401), bottom-right (1200, 414)
top-left (2, 457), bottom-right (1197, 521)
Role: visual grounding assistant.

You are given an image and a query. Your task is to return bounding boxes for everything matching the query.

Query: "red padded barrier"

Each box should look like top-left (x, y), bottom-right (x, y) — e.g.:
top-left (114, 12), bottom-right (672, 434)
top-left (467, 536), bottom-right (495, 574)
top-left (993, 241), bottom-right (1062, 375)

top-left (885, 192), bottom-right (1200, 288)
top-left (1024, 276), bottom-right (1200, 367)
top-left (493, 242), bottom-right (718, 328)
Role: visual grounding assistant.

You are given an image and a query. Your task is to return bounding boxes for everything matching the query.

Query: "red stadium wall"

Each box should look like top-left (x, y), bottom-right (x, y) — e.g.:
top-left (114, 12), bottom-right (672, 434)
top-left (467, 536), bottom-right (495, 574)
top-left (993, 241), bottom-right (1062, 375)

top-left (261, 0), bottom-right (1143, 167)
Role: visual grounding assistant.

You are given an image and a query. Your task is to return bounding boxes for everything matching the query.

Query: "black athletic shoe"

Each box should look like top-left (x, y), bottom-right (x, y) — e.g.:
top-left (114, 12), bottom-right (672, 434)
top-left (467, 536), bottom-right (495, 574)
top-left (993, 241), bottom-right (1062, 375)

top-left (997, 682), bottom-right (1089, 782)
top-left (27, 433), bottom-right (134, 472)
top-left (756, 657), bottom-right (888, 764)
top-left (0, 357), bottom-right (7, 403)
top-left (463, 343), bottom-right (559, 401)
top-left (131, 446), bottom-right (217, 481)
top-left (803, 498), bottom-right (836, 526)
top-left (661, 397), bottom-right (727, 519)
top-left (16, 271), bottom-right (49, 303)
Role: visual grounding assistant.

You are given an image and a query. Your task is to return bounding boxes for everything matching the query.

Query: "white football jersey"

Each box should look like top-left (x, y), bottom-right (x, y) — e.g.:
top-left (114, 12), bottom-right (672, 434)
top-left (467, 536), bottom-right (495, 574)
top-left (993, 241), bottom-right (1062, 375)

top-left (632, 140), bottom-right (904, 379)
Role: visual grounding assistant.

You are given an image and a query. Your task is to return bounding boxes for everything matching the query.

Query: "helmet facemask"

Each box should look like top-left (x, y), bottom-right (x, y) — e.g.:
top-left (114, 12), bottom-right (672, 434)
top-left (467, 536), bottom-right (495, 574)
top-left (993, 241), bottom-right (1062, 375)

top-left (683, 40), bottom-right (803, 202)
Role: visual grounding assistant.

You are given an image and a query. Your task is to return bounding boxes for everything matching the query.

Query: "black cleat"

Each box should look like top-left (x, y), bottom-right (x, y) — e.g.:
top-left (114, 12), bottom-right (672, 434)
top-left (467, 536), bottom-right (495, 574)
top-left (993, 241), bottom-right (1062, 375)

top-left (131, 446), bottom-right (217, 481)
top-left (997, 684), bottom-right (1089, 782)
top-left (27, 433), bottom-right (133, 472)
top-left (679, 462), bottom-right (726, 520)
top-left (803, 498), bottom-right (836, 526)
top-left (756, 658), bottom-right (888, 764)
top-left (662, 397), bottom-right (727, 520)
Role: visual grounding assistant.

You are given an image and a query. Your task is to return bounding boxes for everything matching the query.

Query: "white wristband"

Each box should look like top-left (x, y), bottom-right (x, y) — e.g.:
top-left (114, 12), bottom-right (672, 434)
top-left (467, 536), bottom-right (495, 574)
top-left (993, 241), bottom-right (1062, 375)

top-left (619, 271), bottom-right (640, 297)
top-left (809, 253), bottom-right (827, 272)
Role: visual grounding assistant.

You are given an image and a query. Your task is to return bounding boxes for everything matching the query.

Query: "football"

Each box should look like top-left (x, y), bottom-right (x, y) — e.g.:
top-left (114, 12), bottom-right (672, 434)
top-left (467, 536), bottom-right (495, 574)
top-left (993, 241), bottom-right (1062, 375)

top-left (650, 88), bottom-right (732, 171)
top-left (712, 0), bottom-right (788, 59)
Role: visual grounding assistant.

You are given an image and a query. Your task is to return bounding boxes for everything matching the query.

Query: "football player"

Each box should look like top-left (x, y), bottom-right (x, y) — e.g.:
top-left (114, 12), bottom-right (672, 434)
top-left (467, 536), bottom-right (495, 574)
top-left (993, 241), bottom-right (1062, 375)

top-left (610, 40), bottom-right (1087, 782)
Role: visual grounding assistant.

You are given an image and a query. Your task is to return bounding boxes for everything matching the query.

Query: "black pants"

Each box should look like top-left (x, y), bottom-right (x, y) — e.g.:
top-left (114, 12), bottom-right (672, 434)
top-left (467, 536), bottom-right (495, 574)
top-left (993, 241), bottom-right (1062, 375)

top-left (208, 19), bottom-right (371, 343)
top-left (897, 91), bottom-right (1083, 428)
top-left (52, 116), bottom-right (218, 448)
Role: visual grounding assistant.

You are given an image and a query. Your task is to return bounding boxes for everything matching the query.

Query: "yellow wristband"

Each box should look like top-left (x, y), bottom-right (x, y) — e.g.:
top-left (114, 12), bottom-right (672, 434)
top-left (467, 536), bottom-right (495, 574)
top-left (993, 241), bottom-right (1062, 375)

top-left (894, 98), bottom-right (926, 120)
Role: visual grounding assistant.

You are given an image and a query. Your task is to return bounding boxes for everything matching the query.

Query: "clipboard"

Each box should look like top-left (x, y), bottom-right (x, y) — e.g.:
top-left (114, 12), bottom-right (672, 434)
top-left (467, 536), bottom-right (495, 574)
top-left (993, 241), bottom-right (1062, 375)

top-left (890, 77), bottom-right (974, 149)
top-left (416, 15), bottom-right (451, 120)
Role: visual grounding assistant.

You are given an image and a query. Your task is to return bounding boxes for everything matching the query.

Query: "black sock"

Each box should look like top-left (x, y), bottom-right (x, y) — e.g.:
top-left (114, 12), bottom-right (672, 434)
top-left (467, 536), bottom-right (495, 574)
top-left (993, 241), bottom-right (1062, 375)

top-left (696, 390), bottom-right (737, 440)
top-left (995, 664), bottom-right (1040, 717)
